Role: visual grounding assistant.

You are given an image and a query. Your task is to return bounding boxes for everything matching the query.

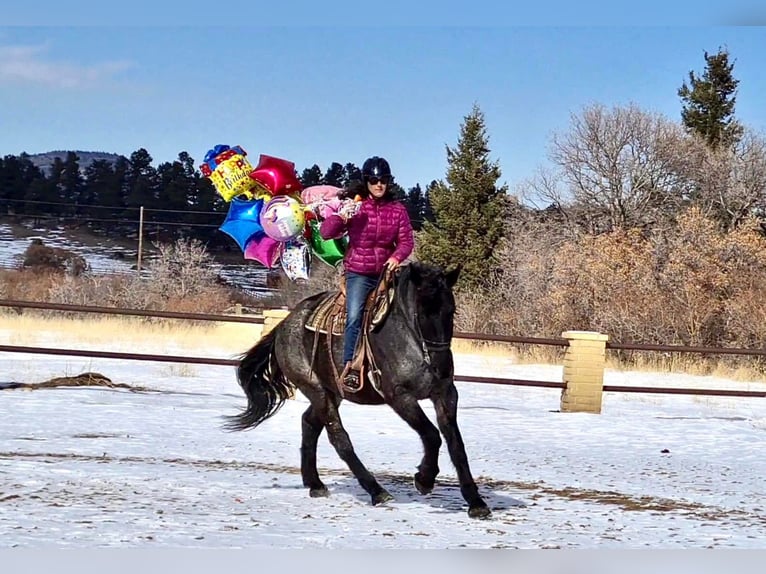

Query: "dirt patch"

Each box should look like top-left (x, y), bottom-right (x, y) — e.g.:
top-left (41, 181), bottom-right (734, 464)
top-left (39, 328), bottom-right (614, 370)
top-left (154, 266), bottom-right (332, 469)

top-left (0, 372), bottom-right (154, 393)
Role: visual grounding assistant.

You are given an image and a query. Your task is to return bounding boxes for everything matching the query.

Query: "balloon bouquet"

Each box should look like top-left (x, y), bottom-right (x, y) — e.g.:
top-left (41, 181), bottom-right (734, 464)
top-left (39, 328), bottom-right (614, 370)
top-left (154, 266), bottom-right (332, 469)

top-left (199, 144), bottom-right (358, 282)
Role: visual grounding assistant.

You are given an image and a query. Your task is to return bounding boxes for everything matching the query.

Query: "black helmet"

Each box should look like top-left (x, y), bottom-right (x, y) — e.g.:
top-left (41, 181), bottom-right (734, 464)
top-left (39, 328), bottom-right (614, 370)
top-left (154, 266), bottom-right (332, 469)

top-left (362, 156), bottom-right (392, 179)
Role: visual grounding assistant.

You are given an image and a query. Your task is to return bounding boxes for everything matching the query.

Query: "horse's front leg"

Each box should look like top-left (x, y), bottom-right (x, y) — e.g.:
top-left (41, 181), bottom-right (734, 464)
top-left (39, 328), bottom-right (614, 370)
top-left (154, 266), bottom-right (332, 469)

top-left (321, 398), bottom-right (393, 506)
top-left (432, 384), bottom-right (491, 519)
top-left (387, 394), bottom-right (442, 495)
top-left (300, 404), bottom-right (328, 497)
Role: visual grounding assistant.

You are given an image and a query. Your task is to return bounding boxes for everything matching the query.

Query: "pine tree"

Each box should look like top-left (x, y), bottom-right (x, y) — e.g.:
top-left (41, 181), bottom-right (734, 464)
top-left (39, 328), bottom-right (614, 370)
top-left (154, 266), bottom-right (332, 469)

top-left (59, 152), bottom-right (85, 215)
top-left (404, 184), bottom-right (426, 230)
top-left (416, 104), bottom-right (507, 289)
top-left (322, 162), bottom-right (346, 187)
top-left (678, 48), bottom-right (743, 149)
top-left (300, 165), bottom-right (322, 187)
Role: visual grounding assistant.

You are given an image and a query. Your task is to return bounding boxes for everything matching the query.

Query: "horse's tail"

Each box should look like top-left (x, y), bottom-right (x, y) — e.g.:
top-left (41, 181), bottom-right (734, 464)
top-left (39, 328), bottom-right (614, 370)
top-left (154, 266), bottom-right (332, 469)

top-left (223, 329), bottom-right (295, 432)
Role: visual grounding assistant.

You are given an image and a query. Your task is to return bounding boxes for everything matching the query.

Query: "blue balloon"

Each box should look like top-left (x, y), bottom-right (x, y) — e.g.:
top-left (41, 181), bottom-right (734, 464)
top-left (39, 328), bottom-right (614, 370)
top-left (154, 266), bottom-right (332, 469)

top-left (219, 197), bottom-right (265, 252)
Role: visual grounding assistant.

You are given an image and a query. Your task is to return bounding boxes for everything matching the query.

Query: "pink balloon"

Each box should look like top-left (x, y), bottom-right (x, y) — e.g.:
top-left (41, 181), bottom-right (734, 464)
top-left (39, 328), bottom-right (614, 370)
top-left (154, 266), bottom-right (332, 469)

top-left (243, 233), bottom-right (281, 268)
top-left (300, 185), bottom-right (343, 203)
top-left (301, 185), bottom-right (344, 219)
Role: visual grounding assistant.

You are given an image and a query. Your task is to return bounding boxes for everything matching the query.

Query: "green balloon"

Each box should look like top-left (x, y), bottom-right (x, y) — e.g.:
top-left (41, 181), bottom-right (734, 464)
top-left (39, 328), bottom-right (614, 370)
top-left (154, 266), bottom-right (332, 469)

top-left (308, 220), bottom-right (346, 267)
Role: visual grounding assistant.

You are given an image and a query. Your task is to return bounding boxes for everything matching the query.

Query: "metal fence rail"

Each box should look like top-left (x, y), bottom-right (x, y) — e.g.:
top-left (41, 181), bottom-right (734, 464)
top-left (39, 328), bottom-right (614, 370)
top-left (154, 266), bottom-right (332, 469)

top-left (1, 298), bottom-right (765, 398)
top-left (0, 299), bottom-right (264, 324)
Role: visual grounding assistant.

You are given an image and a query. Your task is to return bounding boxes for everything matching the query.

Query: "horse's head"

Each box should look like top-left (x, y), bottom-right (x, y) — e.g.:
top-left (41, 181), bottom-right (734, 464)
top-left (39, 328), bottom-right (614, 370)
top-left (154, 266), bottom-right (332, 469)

top-left (394, 262), bottom-right (461, 378)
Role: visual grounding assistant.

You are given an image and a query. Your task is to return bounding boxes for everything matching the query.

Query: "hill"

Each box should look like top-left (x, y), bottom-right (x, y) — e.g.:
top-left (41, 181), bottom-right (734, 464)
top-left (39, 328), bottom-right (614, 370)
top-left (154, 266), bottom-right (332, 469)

top-left (26, 150), bottom-right (124, 175)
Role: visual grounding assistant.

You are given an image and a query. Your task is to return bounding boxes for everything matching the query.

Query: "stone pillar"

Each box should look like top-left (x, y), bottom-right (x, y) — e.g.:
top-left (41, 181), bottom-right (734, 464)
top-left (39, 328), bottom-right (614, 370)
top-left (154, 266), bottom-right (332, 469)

top-left (560, 330), bottom-right (609, 414)
top-left (261, 308), bottom-right (290, 337)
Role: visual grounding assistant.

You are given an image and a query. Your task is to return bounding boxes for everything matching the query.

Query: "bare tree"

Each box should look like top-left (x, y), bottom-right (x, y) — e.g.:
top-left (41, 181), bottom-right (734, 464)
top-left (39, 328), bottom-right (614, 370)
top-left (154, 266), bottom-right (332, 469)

top-left (540, 103), bottom-right (688, 232)
top-left (674, 128), bottom-right (766, 230)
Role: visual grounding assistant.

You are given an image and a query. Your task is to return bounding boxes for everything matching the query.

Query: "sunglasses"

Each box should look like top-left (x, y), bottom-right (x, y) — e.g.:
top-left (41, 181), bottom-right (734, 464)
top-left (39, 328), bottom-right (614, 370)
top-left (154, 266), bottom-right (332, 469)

top-left (366, 175), bottom-right (391, 185)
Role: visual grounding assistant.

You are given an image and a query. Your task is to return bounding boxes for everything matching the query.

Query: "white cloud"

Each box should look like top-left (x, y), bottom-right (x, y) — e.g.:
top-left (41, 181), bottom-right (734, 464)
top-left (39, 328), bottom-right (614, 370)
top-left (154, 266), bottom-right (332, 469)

top-left (0, 42), bottom-right (133, 88)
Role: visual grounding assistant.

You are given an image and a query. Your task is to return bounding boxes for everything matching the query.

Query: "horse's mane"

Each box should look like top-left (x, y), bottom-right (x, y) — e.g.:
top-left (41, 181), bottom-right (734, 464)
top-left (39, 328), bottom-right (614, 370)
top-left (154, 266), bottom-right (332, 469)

top-left (398, 262), bottom-right (453, 313)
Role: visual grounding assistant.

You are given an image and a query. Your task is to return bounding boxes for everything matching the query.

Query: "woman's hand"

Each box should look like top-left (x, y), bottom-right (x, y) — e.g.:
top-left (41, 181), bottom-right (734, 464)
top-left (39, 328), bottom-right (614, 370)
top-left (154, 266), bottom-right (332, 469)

top-left (384, 257), bottom-right (400, 271)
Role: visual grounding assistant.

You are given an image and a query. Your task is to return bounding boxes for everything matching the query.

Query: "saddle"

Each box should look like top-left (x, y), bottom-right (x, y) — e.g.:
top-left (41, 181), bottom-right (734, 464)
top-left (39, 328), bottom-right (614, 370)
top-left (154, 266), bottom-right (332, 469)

top-left (305, 270), bottom-right (395, 397)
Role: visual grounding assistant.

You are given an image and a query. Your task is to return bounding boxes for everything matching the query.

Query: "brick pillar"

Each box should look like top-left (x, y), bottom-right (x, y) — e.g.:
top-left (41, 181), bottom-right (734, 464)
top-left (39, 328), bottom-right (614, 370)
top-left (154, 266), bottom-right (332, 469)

top-left (560, 330), bottom-right (609, 414)
top-left (261, 308), bottom-right (290, 337)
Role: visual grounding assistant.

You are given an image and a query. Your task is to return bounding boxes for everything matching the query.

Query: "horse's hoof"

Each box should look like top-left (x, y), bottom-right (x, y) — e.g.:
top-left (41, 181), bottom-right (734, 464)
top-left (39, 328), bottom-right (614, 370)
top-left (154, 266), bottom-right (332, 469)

top-left (414, 473), bottom-right (434, 495)
top-left (468, 505), bottom-right (492, 519)
top-left (309, 487), bottom-right (329, 498)
top-left (372, 490), bottom-right (394, 506)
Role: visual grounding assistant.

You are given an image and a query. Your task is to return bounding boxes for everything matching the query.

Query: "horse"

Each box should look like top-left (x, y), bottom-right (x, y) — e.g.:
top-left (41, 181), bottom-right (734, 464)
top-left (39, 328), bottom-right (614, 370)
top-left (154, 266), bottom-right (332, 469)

top-left (225, 262), bottom-right (491, 519)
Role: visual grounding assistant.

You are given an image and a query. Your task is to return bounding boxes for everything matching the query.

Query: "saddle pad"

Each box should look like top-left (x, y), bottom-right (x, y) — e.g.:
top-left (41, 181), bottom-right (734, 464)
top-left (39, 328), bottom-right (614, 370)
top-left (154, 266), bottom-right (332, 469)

top-left (305, 290), bottom-right (346, 336)
top-left (305, 280), bottom-right (396, 337)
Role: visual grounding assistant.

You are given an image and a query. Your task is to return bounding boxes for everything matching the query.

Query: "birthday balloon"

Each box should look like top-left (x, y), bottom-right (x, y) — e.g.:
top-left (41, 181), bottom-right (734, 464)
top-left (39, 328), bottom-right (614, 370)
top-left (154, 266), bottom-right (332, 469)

top-left (280, 239), bottom-right (311, 281)
top-left (218, 198), bottom-right (265, 252)
top-left (249, 154), bottom-right (303, 197)
top-left (243, 233), bottom-right (281, 268)
top-left (200, 144), bottom-right (259, 202)
top-left (259, 195), bottom-right (306, 242)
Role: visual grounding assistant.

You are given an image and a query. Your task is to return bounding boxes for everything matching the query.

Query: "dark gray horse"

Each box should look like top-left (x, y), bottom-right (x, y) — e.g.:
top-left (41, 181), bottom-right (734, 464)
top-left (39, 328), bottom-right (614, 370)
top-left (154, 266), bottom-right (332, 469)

top-left (225, 262), bottom-right (491, 519)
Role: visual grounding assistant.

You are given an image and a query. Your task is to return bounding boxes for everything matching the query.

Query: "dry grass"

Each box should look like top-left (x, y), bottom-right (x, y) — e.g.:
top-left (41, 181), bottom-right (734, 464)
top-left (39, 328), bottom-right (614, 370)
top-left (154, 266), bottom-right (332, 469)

top-left (3, 310), bottom-right (764, 383)
top-left (0, 310), bottom-right (262, 355)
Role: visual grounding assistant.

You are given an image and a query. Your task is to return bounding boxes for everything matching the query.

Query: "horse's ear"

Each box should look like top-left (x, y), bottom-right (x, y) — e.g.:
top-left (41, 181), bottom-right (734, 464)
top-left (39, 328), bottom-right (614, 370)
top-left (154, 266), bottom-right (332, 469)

top-left (446, 265), bottom-right (461, 288)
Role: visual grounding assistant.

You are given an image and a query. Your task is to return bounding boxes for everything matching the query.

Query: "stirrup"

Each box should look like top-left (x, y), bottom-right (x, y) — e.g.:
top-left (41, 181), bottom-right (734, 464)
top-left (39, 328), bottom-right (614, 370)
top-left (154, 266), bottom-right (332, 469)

top-left (343, 370), bottom-right (362, 392)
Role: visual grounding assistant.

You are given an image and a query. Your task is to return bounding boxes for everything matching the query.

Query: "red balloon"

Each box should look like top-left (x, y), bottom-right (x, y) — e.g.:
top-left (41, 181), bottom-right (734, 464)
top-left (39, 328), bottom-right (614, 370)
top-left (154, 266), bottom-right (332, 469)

top-left (249, 154), bottom-right (303, 196)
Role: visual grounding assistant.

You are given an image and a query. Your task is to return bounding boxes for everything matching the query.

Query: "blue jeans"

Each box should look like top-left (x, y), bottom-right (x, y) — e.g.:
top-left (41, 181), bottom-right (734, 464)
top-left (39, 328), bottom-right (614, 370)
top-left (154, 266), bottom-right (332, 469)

top-left (343, 271), bottom-right (380, 365)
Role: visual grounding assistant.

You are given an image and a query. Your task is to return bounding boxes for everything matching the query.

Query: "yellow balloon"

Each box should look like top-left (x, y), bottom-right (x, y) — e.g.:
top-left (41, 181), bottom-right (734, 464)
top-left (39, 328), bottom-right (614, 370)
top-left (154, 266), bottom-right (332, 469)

top-left (210, 154), bottom-right (258, 202)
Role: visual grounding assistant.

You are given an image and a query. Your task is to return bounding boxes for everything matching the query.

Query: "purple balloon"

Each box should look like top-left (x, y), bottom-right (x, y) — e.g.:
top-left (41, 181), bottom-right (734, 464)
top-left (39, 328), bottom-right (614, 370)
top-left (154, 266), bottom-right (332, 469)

top-left (243, 233), bottom-right (281, 268)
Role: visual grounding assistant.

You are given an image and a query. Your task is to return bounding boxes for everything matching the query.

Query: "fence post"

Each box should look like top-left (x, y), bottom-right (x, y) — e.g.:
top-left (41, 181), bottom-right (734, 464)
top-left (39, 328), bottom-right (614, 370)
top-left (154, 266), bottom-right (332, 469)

top-left (262, 308), bottom-right (290, 337)
top-left (560, 330), bottom-right (609, 414)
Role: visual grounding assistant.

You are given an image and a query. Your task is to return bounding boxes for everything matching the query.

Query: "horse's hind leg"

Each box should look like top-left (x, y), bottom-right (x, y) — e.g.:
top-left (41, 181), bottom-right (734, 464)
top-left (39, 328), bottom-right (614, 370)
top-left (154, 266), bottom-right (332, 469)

top-left (387, 395), bottom-right (442, 495)
top-left (432, 385), bottom-right (491, 519)
top-left (300, 404), bottom-right (328, 497)
top-left (320, 397), bottom-right (393, 506)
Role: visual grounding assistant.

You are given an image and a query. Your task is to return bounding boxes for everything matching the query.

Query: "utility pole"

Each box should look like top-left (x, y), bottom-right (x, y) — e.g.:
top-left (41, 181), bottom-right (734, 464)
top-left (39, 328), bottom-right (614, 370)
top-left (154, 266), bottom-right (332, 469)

top-left (137, 206), bottom-right (144, 272)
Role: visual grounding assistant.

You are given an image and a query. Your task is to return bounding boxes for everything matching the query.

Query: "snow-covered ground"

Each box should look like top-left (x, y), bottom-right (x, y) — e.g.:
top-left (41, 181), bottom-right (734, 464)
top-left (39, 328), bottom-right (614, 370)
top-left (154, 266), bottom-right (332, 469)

top-left (1, 325), bottom-right (765, 549)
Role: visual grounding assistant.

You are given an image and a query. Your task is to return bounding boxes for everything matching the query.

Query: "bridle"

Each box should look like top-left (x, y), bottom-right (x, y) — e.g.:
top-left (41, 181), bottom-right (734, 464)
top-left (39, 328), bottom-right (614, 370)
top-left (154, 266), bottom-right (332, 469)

top-left (392, 273), bottom-right (453, 367)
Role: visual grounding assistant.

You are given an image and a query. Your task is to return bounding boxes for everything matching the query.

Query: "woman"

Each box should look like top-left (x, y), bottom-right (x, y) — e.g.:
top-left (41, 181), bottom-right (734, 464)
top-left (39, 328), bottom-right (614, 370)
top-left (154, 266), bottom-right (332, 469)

top-left (319, 156), bottom-right (414, 391)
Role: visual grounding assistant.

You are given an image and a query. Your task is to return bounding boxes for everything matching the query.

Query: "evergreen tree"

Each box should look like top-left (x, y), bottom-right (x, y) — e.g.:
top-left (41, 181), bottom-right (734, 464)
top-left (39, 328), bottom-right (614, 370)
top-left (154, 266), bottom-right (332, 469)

top-left (0, 154), bottom-right (44, 208)
top-left (422, 180), bottom-right (436, 223)
top-left (59, 151), bottom-right (85, 215)
top-left (678, 48), bottom-right (743, 149)
top-left (343, 163), bottom-right (361, 187)
top-left (416, 105), bottom-right (507, 289)
top-left (124, 148), bottom-right (160, 211)
top-left (300, 165), bottom-right (322, 187)
top-left (82, 160), bottom-right (116, 220)
top-left (404, 184), bottom-right (426, 230)
top-left (322, 162), bottom-right (346, 187)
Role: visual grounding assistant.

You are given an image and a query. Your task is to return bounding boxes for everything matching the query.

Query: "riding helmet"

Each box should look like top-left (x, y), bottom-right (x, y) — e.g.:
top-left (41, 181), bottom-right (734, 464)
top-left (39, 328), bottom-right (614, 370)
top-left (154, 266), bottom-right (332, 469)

top-left (361, 156), bottom-right (392, 179)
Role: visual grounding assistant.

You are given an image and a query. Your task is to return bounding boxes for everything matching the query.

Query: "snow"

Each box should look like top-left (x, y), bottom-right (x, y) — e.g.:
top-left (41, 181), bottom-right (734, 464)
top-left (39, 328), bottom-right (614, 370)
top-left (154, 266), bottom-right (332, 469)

top-left (2, 221), bottom-right (766, 551)
top-left (1, 334), bottom-right (765, 549)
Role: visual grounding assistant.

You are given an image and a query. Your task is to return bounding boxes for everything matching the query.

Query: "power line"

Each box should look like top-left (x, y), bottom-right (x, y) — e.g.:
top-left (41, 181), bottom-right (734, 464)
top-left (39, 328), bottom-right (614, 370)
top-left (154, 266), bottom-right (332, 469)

top-left (1, 197), bottom-right (226, 215)
top-left (1, 211), bottom-right (223, 229)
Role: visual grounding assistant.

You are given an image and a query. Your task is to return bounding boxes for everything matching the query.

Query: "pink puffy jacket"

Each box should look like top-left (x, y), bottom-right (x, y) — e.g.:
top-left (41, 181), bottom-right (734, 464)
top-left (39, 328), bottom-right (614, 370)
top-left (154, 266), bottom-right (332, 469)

top-left (319, 197), bottom-right (414, 276)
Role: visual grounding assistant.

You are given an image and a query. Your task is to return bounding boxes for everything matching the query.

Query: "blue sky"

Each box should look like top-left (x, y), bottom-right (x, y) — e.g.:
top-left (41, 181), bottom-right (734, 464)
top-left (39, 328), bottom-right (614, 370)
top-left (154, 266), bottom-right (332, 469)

top-left (1, 26), bottom-right (765, 193)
